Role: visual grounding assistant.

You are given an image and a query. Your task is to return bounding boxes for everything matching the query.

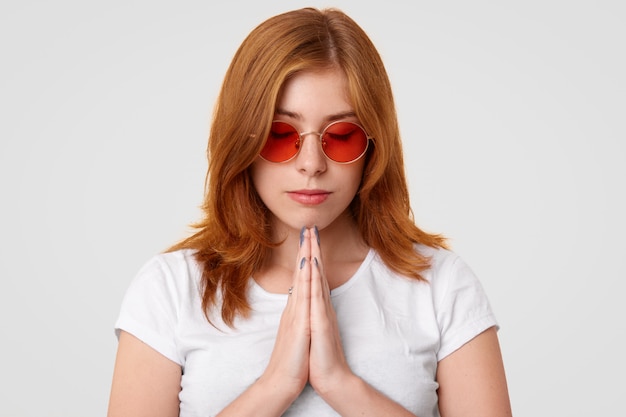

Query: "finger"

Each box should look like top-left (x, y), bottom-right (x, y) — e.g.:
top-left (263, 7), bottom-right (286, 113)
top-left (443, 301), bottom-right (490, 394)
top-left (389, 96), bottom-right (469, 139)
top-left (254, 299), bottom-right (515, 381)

top-left (289, 227), bottom-right (309, 296)
top-left (291, 227), bottom-right (312, 321)
top-left (309, 226), bottom-right (330, 299)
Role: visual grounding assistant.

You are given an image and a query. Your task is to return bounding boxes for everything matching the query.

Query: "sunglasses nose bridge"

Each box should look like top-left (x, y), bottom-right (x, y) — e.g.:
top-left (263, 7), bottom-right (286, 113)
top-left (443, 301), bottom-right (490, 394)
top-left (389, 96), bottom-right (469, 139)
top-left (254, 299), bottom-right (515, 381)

top-left (297, 130), bottom-right (326, 152)
top-left (298, 130), bottom-right (324, 142)
top-left (296, 130), bottom-right (326, 157)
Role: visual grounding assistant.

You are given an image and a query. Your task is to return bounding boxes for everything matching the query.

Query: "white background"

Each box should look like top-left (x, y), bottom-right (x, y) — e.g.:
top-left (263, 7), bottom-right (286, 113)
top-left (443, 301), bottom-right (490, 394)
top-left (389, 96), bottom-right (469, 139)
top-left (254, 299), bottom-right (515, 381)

top-left (1, 1), bottom-right (624, 416)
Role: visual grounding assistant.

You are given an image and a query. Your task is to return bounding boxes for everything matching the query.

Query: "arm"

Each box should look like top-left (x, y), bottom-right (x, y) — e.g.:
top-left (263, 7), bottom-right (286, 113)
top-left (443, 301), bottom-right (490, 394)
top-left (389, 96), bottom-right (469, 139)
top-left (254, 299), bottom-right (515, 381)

top-left (217, 228), bottom-right (314, 416)
top-left (436, 327), bottom-right (512, 417)
top-left (107, 331), bottom-right (182, 417)
top-left (316, 374), bottom-right (417, 417)
top-left (215, 288), bottom-right (311, 417)
top-left (307, 228), bottom-right (416, 417)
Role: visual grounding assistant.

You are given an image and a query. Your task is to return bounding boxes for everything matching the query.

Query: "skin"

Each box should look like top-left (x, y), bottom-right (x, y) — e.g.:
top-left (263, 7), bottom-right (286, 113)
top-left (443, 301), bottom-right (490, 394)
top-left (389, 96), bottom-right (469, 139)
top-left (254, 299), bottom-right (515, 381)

top-left (249, 67), bottom-right (370, 293)
top-left (107, 68), bottom-right (512, 417)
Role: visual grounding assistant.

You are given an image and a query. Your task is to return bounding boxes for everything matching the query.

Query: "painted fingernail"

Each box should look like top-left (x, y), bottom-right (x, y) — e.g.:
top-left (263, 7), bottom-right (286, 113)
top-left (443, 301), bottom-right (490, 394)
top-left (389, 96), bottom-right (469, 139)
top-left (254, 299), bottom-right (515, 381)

top-left (314, 257), bottom-right (319, 268)
top-left (300, 257), bottom-right (306, 269)
top-left (314, 225), bottom-right (320, 245)
top-left (300, 226), bottom-right (306, 246)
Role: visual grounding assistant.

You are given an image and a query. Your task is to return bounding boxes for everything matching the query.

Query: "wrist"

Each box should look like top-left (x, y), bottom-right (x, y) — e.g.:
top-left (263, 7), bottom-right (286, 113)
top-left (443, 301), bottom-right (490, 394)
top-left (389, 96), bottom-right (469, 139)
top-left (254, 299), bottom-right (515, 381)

top-left (256, 372), bottom-right (305, 403)
top-left (312, 369), bottom-right (360, 400)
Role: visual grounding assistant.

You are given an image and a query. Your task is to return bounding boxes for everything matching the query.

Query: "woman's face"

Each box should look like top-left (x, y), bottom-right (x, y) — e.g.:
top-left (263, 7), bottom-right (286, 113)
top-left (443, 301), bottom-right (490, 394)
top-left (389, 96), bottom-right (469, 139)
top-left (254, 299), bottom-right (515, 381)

top-left (250, 68), bottom-right (366, 235)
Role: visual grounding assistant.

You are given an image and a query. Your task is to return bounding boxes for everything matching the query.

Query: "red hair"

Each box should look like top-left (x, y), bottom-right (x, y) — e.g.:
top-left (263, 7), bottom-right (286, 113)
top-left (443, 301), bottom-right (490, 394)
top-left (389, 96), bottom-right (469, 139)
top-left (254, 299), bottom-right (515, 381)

top-left (169, 8), bottom-right (446, 327)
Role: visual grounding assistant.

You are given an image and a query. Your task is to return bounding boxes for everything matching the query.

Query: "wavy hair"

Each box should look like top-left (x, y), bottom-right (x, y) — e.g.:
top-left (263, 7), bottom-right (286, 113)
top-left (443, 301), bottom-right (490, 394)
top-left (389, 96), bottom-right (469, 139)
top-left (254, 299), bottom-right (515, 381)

top-left (169, 7), bottom-right (447, 326)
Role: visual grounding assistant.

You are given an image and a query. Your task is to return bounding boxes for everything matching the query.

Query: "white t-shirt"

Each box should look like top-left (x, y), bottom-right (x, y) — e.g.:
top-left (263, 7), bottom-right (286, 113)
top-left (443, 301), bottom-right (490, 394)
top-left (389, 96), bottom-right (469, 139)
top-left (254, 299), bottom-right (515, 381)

top-left (115, 245), bottom-right (498, 417)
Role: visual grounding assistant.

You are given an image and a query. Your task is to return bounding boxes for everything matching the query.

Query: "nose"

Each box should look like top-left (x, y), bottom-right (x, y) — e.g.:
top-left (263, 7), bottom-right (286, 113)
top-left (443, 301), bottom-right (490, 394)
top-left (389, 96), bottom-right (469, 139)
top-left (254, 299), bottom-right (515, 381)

top-left (294, 132), bottom-right (327, 175)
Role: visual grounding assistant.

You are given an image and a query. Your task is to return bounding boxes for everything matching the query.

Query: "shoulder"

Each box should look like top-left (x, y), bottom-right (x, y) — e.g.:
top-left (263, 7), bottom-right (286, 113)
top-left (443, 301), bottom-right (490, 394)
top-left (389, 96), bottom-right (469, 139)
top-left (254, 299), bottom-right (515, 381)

top-left (370, 244), bottom-right (486, 308)
top-left (363, 245), bottom-right (466, 298)
top-left (135, 248), bottom-right (201, 278)
top-left (370, 244), bottom-right (467, 285)
top-left (126, 249), bottom-right (203, 299)
top-left (418, 246), bottom-right (498, 353)
top-left (414, 244), bottom-right (476, 285)
top-left (415, 244), bottom-right (462, 273)
top-left (116, 249), bottom-right (202, 365)
top-left (118, 248), bottom-right (204, 326)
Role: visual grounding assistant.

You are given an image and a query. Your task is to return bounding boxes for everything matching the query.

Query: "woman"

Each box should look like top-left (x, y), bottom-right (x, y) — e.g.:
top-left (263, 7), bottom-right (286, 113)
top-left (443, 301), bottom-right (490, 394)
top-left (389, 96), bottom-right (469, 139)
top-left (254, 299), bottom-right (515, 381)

top-left (107, 7), bottom-right (512, 417)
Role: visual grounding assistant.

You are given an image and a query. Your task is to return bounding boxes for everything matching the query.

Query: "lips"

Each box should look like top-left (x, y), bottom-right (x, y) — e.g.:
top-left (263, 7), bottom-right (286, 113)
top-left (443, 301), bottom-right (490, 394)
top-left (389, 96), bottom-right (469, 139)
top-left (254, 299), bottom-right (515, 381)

top-left (287, 189), bottom-right (331, 205)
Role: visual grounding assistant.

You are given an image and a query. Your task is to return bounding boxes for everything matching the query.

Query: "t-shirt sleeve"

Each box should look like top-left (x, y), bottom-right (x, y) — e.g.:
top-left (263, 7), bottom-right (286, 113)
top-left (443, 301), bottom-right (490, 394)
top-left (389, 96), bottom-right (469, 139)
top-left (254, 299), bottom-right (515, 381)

top-left (114, 255), bottom-right (182, 365)
top-left (434, 254), bottom-right (498, 361)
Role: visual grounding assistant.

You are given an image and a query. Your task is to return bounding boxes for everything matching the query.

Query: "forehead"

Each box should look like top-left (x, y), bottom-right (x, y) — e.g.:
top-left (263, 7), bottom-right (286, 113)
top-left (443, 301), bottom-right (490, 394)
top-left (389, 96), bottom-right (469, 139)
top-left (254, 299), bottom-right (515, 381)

top-left (276, 68), bottom-right (353, 119)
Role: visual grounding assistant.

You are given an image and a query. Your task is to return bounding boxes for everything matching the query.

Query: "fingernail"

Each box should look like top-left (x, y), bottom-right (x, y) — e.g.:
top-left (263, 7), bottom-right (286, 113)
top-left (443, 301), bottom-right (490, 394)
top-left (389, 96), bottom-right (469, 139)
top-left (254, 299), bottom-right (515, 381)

top-left (314, 225), bottom-right (320, 245)
top-left (300, 257), bottom-right (306, 269)
top-left (314, 257), bottom-right (319, 268)
top-left (300, 226), bottom-right (306, 247)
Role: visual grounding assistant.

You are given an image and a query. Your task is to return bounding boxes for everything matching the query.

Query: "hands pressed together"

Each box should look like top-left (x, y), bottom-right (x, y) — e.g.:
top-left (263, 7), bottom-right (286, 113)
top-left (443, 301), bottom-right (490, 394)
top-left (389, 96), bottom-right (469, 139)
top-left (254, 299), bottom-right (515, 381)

top-left (260, 226), bottom-right (352, 402)
top-left (219, 227), bottom-right (417, 417)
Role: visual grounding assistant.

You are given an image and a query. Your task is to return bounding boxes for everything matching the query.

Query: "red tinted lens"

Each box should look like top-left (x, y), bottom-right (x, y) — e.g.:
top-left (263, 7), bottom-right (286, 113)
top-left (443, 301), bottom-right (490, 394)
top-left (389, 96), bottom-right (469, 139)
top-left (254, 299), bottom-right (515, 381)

top-left (322, 122), bottom-right (368, 163)
top-left (260, 121), bottom-right (300, 162)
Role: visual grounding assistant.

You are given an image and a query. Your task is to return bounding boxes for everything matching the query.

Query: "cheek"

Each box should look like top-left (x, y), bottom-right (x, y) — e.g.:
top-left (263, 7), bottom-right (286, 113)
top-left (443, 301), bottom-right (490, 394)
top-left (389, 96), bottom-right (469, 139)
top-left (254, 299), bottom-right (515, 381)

top-left (250, 160), bottom-right (279, 201)
top-left (344, 161), bottom-right (366, 192)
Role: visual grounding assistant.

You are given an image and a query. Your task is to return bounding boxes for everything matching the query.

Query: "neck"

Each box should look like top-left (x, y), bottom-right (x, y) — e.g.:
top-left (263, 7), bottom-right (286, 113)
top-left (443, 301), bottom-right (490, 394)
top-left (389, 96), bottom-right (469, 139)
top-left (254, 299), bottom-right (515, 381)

top-left (277, 213), bottom-right (364, 258)
top-left (258, 212), bottom-right (369, 289)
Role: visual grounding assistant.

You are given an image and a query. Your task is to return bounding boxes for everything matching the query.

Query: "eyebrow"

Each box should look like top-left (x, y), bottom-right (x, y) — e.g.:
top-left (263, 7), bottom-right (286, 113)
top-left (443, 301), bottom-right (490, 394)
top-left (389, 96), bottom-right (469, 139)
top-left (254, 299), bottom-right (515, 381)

top-left (275, 108), bottom-right (357, 123)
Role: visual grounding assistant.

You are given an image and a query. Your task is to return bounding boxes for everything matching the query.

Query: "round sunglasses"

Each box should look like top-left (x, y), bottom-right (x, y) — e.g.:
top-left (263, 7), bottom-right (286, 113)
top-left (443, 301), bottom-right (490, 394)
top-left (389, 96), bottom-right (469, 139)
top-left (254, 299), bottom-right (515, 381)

top-left (259, 120), bottom-right (372, 164)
